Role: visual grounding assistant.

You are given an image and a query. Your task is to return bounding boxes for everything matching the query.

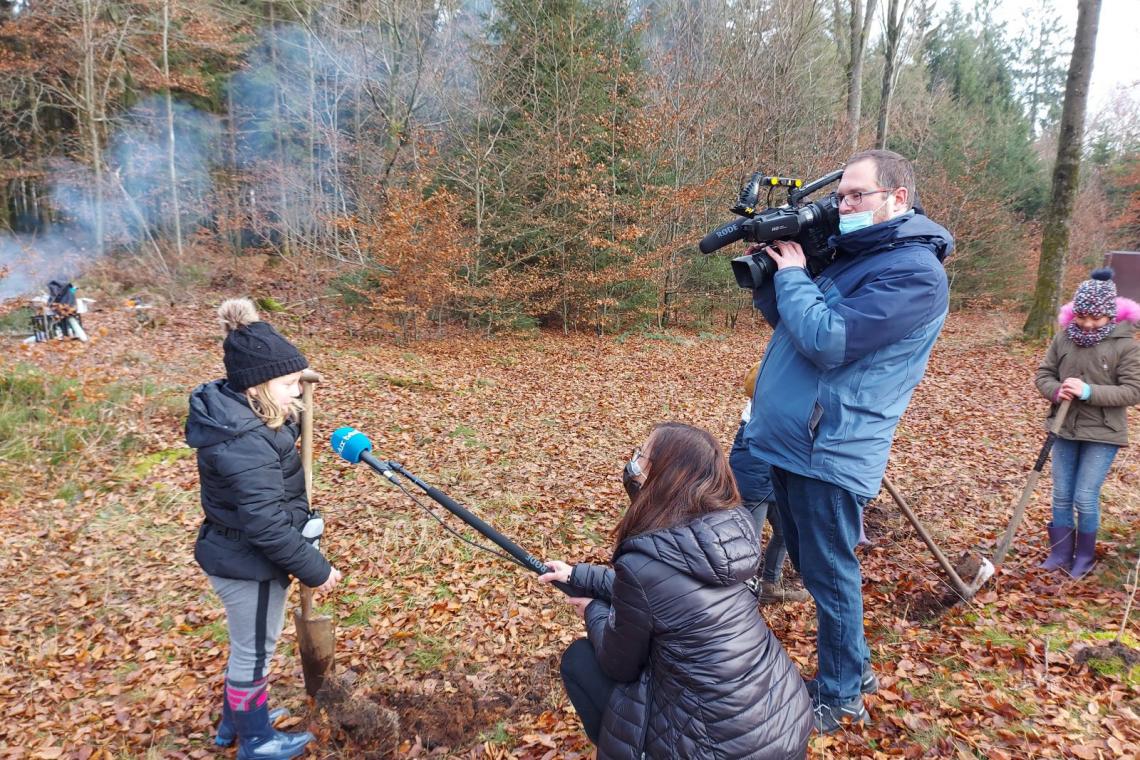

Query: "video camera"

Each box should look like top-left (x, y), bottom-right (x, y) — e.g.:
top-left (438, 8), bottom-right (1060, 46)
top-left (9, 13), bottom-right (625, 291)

top-left (698, 169), bottom-right (843, 289)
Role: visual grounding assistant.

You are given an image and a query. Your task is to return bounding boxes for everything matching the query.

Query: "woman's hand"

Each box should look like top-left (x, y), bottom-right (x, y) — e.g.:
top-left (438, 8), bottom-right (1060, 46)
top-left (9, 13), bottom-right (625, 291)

top-left (315, 567), bottom-right (342, 594)
top-left (539, 561), bottom-right (592, 617)
top-left (538, 560), bottom-right (573, 585)
top-left (566, 597), bottom-right (592, 619)
top-left (1058, 377), bottom-right (1086, 400)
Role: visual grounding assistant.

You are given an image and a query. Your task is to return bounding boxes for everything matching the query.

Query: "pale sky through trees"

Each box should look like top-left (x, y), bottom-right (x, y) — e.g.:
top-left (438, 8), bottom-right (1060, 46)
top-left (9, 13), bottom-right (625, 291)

top-left (991, 0), bottom-right (1140, 109)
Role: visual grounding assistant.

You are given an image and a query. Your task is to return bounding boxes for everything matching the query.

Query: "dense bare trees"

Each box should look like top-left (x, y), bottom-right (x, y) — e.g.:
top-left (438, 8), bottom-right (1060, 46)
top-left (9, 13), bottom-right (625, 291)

top-left (0, 0), bottom-right (1134, 332)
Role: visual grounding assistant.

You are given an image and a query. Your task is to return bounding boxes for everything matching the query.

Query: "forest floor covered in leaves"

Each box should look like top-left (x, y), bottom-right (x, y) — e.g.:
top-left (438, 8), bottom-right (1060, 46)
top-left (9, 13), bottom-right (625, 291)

top-left (1, 297), bottom-right (1138, 759)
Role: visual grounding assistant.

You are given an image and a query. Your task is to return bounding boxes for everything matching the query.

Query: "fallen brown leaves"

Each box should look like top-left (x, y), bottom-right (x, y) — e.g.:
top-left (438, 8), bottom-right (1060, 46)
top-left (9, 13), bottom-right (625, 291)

top-left (0, 304), bottom-right (1137, 758)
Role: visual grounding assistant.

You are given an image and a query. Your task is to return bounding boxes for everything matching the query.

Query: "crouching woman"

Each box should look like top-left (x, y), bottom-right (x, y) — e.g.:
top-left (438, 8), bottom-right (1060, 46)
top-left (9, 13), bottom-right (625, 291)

top-left (540, 422), bottom-right (812, 759)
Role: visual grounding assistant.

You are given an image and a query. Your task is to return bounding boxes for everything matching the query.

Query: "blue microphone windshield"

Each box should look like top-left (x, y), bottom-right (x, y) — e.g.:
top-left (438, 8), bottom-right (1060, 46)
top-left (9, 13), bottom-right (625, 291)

top-left (331, 426), bottom-right (372, 463)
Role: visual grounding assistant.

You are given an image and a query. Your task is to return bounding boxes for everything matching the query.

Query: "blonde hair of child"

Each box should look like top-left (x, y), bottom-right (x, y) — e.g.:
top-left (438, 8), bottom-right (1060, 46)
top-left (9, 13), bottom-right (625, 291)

top-left (246, 382), bottom-right (302, 430)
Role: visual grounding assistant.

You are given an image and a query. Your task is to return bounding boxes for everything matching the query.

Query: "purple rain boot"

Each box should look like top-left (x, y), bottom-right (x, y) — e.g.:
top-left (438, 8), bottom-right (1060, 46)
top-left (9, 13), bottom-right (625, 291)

top-left (1039, 523), bottom-right (1075, 572)
top-left (1069, 531), bottom-right (1098, 578)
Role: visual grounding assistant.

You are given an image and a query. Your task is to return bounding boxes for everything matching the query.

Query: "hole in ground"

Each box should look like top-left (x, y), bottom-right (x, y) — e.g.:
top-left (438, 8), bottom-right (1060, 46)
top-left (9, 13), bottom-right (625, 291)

top-left (317, 655), bottom-right (559, 756)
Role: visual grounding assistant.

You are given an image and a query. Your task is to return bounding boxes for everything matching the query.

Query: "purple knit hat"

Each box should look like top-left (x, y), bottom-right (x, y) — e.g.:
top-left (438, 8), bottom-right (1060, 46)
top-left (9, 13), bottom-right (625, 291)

top-left (1072, 268), bottom-right (1117, 318)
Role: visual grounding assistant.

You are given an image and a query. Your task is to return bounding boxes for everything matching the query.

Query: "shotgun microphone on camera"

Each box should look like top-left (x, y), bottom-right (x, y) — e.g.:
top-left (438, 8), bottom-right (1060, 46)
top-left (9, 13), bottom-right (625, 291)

top-left (330, 427), bottom-right (588, 598)
top-left (698, 217), bottom-right (749, 254)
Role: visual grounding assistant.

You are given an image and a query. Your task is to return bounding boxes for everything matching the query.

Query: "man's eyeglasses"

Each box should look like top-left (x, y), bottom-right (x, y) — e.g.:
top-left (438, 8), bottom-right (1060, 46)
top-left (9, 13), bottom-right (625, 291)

top-left (831, 188), bottom-right (891, 207)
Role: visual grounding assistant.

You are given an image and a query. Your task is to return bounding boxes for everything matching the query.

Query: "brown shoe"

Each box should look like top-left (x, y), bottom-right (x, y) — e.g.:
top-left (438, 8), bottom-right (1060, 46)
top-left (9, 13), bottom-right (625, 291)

top-left (759, 580), bottom-right (811, 605)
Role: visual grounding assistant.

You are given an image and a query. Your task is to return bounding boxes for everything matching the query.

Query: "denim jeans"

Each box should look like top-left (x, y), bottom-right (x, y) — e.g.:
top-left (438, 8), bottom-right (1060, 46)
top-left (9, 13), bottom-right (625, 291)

top-left (1051, 438), bottom-right (1119, 534)
top-left (745, 501), bottom-right (789, 584)
top-left (771, 466), bottom-right (869, 702)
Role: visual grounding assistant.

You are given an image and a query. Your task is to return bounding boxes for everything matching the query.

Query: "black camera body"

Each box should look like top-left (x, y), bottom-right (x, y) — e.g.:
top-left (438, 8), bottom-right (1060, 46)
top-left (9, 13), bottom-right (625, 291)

top-left (699, 170), bottom-right (843, 289)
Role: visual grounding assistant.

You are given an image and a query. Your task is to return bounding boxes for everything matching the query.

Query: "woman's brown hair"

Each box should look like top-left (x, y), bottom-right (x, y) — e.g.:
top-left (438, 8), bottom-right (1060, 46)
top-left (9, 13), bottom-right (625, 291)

top-left (612, 422), bottom-right (740, 547)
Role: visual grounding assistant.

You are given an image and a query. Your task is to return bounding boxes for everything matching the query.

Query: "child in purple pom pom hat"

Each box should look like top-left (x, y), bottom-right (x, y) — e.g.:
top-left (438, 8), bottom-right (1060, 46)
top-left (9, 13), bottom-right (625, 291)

top-left (1033, 268), bottom-right (1140, 578)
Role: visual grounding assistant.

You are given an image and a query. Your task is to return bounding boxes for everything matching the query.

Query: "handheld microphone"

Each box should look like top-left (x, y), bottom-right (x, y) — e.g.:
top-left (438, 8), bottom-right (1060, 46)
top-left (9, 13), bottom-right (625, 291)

top-left (330, 427), bottom-right (589, 598)
top-left (330, 426), bottom-right (396, 482)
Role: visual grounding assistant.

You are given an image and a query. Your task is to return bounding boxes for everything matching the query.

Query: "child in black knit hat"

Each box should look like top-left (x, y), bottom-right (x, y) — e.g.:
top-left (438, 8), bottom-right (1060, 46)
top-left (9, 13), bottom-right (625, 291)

top-left (1034, 269), bottom-right (1140, 578)
top-left (186, 298), bottom-right (341, 759)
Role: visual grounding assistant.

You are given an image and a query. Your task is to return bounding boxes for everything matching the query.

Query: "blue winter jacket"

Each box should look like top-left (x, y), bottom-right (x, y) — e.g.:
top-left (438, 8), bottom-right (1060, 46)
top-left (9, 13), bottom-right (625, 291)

top-left (729, 420), bottom-right (774, 506)
top-left (743, 211), bottom-right (952, 497)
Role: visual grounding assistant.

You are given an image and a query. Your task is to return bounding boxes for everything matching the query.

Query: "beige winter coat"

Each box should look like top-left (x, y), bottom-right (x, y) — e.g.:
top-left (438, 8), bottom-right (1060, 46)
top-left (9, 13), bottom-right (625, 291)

top-left (1035, 318), bottom-right (1140, 446)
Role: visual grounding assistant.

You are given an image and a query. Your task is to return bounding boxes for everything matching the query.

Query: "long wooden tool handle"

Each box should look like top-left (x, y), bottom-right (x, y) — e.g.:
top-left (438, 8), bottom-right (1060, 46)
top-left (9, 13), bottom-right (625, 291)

top-left (299, 372), bottom-right (321, 619)
top-left (883, 476), bottom-right (972, 600)
top-left (300, 373), bottom-right (319, 499)
top-left (992, 399), bottom-right (1072, 566)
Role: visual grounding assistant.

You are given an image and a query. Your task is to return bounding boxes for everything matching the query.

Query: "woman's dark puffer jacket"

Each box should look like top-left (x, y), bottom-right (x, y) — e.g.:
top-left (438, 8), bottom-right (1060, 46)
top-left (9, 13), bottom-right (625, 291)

top-left (187, 379), bottom-right (331, 588)
top-left (569, 507), bottom-right (812, 759)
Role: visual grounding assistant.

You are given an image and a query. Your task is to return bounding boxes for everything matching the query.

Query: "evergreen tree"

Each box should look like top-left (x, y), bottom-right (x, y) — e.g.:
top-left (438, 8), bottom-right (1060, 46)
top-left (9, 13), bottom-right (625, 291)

top-left (1013, 0), bottom-right (1070, 138)
top-left (921, 2), bottom-right (1044, 215)
top-left (473, 0), bottom-right (648, 332)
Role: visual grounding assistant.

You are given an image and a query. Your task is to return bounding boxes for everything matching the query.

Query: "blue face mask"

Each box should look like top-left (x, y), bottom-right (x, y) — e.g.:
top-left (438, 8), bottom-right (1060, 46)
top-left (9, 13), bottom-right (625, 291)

top-left (838, 196), bottom-right (891, 235)
top-left (838, 209), bottom-right (875, 235)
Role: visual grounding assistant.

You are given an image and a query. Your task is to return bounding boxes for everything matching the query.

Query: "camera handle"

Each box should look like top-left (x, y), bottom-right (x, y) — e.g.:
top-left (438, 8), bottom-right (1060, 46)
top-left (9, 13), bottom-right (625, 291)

top-left (788, 169), bottom-right (844, 205)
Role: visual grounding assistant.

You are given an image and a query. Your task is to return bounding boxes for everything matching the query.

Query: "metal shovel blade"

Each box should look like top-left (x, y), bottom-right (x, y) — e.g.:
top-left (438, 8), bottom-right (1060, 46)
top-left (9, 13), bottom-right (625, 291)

top-left (294, 586), bottom-right (335, 696)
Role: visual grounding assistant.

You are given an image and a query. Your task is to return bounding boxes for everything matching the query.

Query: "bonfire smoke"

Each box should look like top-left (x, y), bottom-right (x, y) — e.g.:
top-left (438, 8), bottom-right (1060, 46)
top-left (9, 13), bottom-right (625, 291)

top-left (0, 100), bottom-right (219, 301)
top-left (1, 9), bottom-right (479, 302)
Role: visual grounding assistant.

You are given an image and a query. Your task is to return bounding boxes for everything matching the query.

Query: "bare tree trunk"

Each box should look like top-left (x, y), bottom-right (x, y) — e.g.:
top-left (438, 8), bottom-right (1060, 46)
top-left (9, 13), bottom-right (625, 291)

top-left (267, 2), bottom-right (292, 257)
top-left (162, 0), bottom-right (183, 259)
top-left (875, 0), bottom-right (909, 148)
top-left (1023, 0), bottom-right (1101, 338)
top-left (841, 0), bottom-right (879, 153)
top-left (305, 15), bottom-right (318, 255)
top-left (226, 84), bottom-right (242, 254)
top-left (80, 0), bottom-right (105, 257)
top-left (0, 180), bottom-right (9, 231)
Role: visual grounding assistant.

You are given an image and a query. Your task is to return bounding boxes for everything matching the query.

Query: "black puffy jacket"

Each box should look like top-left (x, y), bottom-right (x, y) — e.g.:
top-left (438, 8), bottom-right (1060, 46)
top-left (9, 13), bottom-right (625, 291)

top-left (569, 507), bottom-right (812, 759)
top-left (187, 379), bottom-right (331, 588)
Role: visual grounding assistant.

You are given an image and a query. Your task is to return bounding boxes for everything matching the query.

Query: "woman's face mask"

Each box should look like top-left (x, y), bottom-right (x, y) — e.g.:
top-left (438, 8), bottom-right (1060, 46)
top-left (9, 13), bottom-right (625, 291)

top-left (622, 463), bottom-right (641, 500)
top-left (622, 446), bottom-right (649, 500)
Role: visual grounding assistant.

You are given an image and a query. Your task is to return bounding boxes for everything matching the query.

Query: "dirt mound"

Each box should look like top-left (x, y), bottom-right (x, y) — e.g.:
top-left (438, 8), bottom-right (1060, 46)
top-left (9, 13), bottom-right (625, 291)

top-left (1074, 639), bottom-right (1140, 673)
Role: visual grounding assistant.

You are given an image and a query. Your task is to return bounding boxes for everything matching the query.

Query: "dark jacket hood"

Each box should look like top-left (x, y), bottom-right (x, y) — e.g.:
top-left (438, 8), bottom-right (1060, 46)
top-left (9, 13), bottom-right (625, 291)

top-left (832, 209), bottom-right (955, 263)
top-left (186, 379), bottom-right (263, 449)
top-left (617, 508), bottom-right (759, 587)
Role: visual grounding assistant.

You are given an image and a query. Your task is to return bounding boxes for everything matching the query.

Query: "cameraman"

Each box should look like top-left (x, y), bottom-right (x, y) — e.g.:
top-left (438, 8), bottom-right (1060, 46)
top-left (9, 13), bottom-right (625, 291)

top-left (743, 149), bottom-right (952, 734)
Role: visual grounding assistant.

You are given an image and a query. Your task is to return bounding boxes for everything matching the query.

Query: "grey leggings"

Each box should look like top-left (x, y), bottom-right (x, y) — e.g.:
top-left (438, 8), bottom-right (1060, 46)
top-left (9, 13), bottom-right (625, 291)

top-left (209, 576), bottom-right (288, 683)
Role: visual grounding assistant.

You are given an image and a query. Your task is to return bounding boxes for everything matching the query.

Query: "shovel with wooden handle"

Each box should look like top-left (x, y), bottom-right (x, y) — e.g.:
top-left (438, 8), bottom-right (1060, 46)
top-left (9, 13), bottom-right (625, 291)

top-left (294, 369), bottom-right (335, 697)
top-left (993, 398), bottom-right (1073, 566)
top-left (883, 476), bottom-right (994, 601)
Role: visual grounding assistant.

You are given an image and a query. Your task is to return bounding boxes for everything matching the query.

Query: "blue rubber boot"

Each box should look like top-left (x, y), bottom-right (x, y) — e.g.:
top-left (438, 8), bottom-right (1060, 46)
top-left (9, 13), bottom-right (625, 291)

top-left (232, 703), bottom-right (313, 760)
top-left (216, 700), bottom-right (289, 747)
